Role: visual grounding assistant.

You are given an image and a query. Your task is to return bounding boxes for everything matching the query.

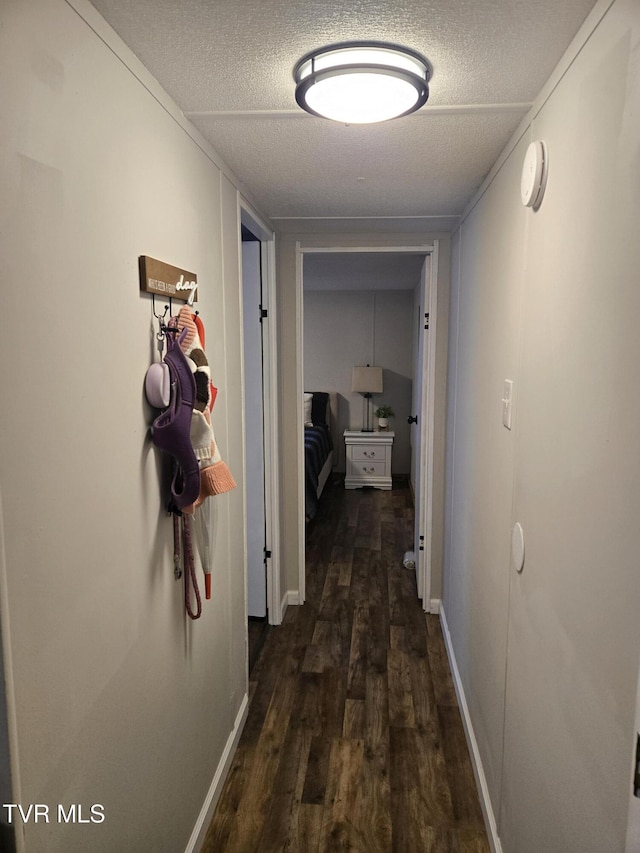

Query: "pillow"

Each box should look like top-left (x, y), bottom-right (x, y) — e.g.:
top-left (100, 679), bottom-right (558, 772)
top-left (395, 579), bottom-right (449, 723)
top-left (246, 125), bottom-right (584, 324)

top-left (303, 393), bottom-right (313, 426)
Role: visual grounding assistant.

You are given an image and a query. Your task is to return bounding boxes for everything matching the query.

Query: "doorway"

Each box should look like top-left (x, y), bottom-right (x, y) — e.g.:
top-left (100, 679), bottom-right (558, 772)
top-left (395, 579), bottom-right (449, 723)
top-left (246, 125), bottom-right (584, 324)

top-left (298, 244), bottom-right (439, 609)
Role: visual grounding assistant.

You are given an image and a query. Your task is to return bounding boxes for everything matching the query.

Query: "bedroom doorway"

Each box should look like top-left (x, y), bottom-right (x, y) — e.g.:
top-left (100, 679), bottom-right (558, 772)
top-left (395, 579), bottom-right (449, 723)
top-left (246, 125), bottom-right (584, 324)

top-left (298, 243), bottom-right (439, 610)
top-left (240, 205), bottom-right (280, 639)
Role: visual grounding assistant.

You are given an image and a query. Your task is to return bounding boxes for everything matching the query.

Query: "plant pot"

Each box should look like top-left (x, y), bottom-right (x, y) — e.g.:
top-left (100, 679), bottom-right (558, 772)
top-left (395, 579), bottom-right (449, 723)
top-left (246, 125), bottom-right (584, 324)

top-left (377, 417), bottom-right (389, 431)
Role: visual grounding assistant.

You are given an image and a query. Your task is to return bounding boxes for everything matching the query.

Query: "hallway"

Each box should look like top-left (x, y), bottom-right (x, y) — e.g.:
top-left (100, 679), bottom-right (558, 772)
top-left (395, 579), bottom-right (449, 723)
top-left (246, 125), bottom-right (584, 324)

top-left (203, 481), bottom-right (489, 852)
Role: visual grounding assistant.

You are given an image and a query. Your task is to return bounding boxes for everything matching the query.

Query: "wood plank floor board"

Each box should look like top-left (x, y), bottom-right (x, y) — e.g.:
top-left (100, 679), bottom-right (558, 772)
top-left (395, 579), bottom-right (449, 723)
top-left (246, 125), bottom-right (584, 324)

top-left (368, 601), bottom-right (390, 651)
top-left (342, 697), bottom-right (366, 739)
top-left (352, 740), bottom-right (392, 853)
top-left (346, 602), bottom-right (368, 701)
top-left (409, 653), bottom-right (439, 733)
top-left (203, 482), bottom-right (489, 852)
top-left (426, 612), bottom-right (459, 707)
top-left (364, 646), bottom-right (389, 749)
top-left (301, 734), bottom-right (332, 806)
top-left (296, 803), bottom-right (323, 853)
top-left (437, 704), bottom-right (487, 828)
top-left (387, 648), bottom-right (417, 729)
top-left (380, 519), bottom-right (399, 558)
top-left (318, 737), bottom-right (366, 852)
top-left (318, 667), bottom-right (348, 737)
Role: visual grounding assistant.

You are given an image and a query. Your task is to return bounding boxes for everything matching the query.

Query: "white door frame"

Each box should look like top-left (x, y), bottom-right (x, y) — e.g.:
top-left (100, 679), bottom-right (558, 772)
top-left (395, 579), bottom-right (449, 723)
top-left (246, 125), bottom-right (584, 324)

top-left (240, 201), bottom-right (282, 624)
top-left (242, 239), bottom-right (267, 618)
top-left (296, 242), bottom-right (439, 607)
top-left (411, 256), bottom-right (429, 600)
top-left (422, 241), bottom-right (439, 611)
top-left (625, 658), bottom-right (640, 850)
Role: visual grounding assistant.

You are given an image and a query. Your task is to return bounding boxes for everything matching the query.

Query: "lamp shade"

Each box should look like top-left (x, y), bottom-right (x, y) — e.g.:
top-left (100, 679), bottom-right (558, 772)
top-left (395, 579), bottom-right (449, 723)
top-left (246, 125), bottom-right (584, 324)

top-left (351, 366), bottom-right (383, 394)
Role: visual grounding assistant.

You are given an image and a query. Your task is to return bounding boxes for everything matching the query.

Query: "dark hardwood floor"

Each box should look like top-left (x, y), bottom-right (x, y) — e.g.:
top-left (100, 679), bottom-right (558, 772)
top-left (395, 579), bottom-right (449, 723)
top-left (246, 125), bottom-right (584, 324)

top-left (203, 480), bottom-right (490, 852)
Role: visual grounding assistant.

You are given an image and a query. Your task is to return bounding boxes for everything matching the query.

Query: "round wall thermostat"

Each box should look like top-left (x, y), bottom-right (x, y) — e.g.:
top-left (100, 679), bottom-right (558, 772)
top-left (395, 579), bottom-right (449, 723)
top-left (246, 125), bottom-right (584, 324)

top-left (520, 140), bottom-right (547, 208)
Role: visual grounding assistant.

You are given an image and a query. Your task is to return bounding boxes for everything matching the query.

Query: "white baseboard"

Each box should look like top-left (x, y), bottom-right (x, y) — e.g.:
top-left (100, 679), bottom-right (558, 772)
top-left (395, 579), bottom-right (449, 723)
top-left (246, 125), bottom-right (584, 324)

top-left (281, 589), bottom-right (301, 619)
top-left (439, 606), bottom-right (504, 853)
top-left (185, 693), bottom-right (249, 853)
top-left (429, 597), bottom-right (441, 614)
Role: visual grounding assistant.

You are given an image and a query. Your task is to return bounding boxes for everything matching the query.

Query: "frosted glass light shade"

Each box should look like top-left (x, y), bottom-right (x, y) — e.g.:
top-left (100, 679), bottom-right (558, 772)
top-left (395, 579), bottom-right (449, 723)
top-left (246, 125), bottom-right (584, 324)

top-left (351, 366), bottom-right (383, 394)
top-left (294, 42), bottom-right (431, 124)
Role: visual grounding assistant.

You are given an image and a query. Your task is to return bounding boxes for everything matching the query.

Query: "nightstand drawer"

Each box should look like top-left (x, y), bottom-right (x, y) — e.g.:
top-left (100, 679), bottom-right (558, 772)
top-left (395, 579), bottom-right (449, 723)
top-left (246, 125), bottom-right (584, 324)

top-left (351, 445), bottom-right (388, 463)
top-left (349, 460), bottom-right (387, 478)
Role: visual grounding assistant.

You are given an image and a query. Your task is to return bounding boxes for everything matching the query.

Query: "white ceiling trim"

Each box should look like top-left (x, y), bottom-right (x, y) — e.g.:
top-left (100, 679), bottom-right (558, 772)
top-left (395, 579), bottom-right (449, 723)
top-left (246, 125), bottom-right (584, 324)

top-left (272, 215), bottom-right (459, 220)
top-left (185, 103), bottom-right (533, 119)
top-left (299, 245), bottom-right (433, 253)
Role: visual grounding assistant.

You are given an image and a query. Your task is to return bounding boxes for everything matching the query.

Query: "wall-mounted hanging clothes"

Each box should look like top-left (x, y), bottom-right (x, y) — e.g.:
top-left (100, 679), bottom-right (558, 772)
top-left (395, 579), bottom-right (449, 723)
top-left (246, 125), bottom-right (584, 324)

top-left (145, 303), bottom-right (235, 615)
top-left (174, 306), bottom-right (236, 511)
top-left (150, 326), bottom-right (200, 510)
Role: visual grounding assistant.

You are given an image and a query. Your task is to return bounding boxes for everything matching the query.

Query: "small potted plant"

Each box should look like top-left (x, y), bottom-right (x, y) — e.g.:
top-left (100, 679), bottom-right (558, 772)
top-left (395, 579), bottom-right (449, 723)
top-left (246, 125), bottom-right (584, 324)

top-left (374, 404), bottom-right (394, 431)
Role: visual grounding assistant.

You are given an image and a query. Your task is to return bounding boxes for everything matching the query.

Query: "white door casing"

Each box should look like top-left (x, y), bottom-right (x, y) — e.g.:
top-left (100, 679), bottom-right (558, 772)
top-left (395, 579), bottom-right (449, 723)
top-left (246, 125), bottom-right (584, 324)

top-left (240, 204), bottom-right (281, 624)
top-left (625, 666), bottom-right (640, 851)
top-left (242, 239), bottom-right (266, 618)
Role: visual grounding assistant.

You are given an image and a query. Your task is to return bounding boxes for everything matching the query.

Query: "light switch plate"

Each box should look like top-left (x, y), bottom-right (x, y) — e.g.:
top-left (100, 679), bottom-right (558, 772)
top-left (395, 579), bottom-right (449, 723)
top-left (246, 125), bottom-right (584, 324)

top-left (502, 379), bottom-right (513, 429)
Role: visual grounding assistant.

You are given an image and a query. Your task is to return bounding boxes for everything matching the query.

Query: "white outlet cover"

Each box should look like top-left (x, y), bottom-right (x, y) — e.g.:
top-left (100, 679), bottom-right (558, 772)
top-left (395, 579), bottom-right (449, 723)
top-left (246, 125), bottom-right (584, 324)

top-left (521, 141), bottom-right (547, 208)
top-left (512, 522), bottom-right (525, 573)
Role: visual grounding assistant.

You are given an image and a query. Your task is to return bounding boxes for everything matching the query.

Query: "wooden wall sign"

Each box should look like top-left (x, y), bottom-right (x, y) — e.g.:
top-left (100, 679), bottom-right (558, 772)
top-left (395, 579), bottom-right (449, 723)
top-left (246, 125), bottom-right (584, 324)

top-left (139, 256), bottom-right (197, 302)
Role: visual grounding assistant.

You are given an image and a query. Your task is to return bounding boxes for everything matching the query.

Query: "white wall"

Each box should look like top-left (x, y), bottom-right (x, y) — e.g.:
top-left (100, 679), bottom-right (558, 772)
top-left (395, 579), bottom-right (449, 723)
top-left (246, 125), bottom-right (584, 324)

top-left (444, 0), bottom-right (640, 850)
top-left (0, 2), bottom-right (250, 850)
top-left (303, 289), bottom-right (414, 473)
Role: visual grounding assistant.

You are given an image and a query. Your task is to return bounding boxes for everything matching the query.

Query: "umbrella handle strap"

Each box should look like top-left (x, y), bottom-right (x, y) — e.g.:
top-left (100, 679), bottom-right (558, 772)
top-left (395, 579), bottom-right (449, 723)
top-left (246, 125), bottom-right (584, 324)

top-left (183, 514), bottom-right (202, 620)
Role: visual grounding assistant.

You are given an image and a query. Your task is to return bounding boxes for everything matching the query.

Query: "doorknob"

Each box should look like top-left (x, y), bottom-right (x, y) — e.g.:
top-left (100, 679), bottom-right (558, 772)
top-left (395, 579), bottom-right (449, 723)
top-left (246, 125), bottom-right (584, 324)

top-left (408, 415), bottom-right (418, 424)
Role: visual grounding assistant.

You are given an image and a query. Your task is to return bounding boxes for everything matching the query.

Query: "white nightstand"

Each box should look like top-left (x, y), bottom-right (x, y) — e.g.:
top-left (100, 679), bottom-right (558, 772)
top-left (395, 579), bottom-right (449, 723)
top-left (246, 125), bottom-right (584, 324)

top-left (344, 430), bottom-right (394, 490)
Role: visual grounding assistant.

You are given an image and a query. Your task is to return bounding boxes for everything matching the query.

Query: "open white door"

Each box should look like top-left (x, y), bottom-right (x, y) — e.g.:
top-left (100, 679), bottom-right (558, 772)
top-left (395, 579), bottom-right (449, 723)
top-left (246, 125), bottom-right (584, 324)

top-left (409, 246), bottom-right (438, 611)
top-left (410, 256), bottom-right (430, 598)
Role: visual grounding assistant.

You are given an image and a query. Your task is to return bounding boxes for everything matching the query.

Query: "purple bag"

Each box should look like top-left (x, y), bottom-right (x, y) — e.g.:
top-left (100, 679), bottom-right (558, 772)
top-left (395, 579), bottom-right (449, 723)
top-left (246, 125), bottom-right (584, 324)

top-left (151, 327), bottom-right (200, 509)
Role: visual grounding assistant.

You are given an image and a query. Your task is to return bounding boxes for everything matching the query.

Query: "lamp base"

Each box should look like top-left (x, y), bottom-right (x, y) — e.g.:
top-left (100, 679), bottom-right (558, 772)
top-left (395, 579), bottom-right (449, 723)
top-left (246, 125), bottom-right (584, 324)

top-left (362, 393), bottom-right (375, 433)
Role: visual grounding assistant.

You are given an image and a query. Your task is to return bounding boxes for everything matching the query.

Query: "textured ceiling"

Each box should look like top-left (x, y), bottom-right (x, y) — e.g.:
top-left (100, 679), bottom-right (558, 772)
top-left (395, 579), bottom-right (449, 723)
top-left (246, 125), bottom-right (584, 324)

top-left (90, 0), bottom-right (598, 226)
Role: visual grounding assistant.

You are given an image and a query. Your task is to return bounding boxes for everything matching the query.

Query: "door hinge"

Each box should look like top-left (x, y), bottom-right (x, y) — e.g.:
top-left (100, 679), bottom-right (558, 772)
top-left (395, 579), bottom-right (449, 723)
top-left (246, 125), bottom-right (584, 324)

top-left (264, 549), bottom-right (272, 560)
top-left (419, 535), bottom-right (425, 552)
top-left (259, 306), bottom-right (268, 321)
top-left (424, 312), bottom-right (430, 330)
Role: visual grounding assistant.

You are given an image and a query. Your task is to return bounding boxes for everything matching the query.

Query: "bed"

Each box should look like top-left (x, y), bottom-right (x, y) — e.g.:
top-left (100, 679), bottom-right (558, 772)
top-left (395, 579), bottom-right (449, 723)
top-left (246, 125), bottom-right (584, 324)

top-left (304, 391), bottom-right (337, 521)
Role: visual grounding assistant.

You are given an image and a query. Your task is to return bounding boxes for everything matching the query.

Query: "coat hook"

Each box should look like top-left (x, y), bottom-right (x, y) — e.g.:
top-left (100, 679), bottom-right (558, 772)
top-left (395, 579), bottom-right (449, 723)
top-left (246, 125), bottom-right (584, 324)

top-left (152, 292), bottom-right (169, 322)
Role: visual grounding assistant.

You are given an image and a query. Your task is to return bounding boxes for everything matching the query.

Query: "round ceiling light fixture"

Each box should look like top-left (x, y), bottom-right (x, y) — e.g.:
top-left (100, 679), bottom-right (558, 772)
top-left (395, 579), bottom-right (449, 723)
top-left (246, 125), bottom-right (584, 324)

top-left (293, 41), bottom-right (431, 124)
